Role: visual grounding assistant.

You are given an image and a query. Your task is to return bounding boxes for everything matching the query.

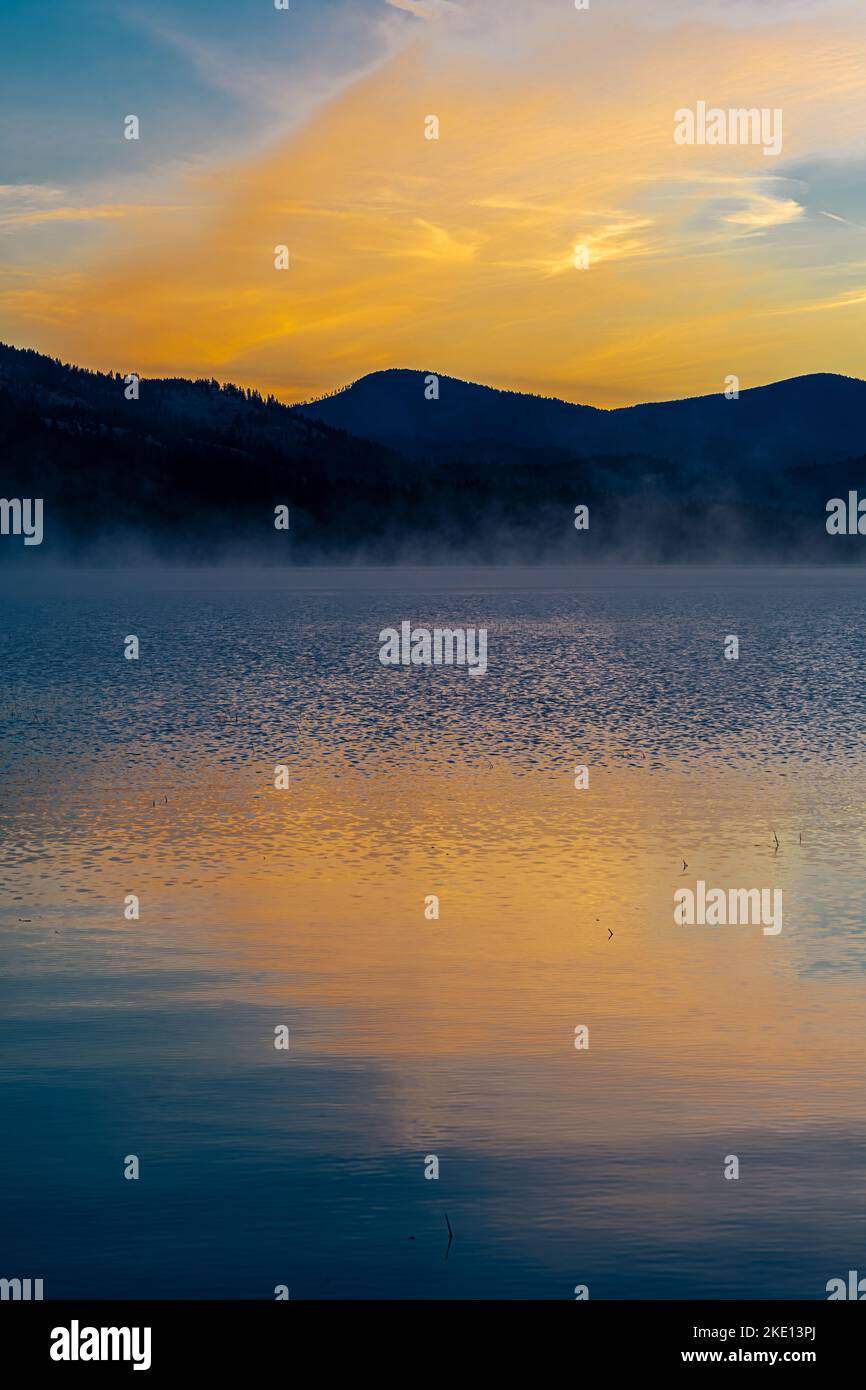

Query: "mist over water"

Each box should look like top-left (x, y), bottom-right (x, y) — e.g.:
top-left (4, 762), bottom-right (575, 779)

top-left (2, 565), bottom-right (865, 1298)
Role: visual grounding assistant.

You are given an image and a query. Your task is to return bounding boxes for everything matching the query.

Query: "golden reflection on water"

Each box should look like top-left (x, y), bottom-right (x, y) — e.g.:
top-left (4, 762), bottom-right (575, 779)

top-left (9, 757), bottom-right (865, 1151)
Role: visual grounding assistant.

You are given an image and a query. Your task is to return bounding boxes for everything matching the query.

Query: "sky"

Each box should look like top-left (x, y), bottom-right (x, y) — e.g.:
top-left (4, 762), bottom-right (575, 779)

top-left (1, 0), bottom-right (865, 406)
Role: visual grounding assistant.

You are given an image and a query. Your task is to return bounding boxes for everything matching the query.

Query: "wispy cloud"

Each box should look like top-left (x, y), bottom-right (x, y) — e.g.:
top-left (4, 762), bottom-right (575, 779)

top-left (819, 209), bottom-right (866, 231)
top-left (0, 182), bottom-right (188, 233)
top-left (383, 0), bottom-right (445, 17)
top-left (723, 194), bottom-right (804, 230)
top-left (0, 206), bottom-right (128, 229)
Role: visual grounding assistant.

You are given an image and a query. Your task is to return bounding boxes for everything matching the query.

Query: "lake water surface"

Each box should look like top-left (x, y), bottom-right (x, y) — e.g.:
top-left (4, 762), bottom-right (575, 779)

top-left (2, 566), bottom-right (865, 1298)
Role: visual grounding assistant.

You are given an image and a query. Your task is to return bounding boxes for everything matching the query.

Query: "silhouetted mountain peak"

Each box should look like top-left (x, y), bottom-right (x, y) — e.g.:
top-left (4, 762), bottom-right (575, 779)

top-left (2, 341), bottom-right (865, 563)
top-left (298, 364), bottom-right (866, 468)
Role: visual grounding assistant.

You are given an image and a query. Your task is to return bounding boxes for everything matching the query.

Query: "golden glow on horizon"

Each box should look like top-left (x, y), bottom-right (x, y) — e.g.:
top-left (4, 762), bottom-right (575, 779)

top-left (1, 6), bottom-right (866, 405)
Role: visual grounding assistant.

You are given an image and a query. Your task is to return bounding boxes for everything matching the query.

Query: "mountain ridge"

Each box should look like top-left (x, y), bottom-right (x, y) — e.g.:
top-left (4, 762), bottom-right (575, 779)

top-left (297, 365), bottom-right (862, 414)
top-left (1, 341), bottom-right (865, 563)
top-left (295, 365), bottom-right (866, 468)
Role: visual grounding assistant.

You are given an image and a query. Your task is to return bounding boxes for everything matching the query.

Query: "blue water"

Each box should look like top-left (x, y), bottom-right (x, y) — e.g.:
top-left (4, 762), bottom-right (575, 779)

top-left (2, 566), bottom-right (866, 1298)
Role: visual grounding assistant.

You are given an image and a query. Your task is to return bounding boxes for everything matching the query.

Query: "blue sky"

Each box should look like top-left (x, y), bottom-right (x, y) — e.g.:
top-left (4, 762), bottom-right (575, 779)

top-left (0, 0), bottom-right (400, 182)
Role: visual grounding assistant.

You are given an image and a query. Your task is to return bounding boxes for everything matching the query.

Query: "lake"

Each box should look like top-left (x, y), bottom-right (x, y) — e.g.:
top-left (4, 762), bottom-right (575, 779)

top-left (1, 565), bottom-right (865, 1299)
